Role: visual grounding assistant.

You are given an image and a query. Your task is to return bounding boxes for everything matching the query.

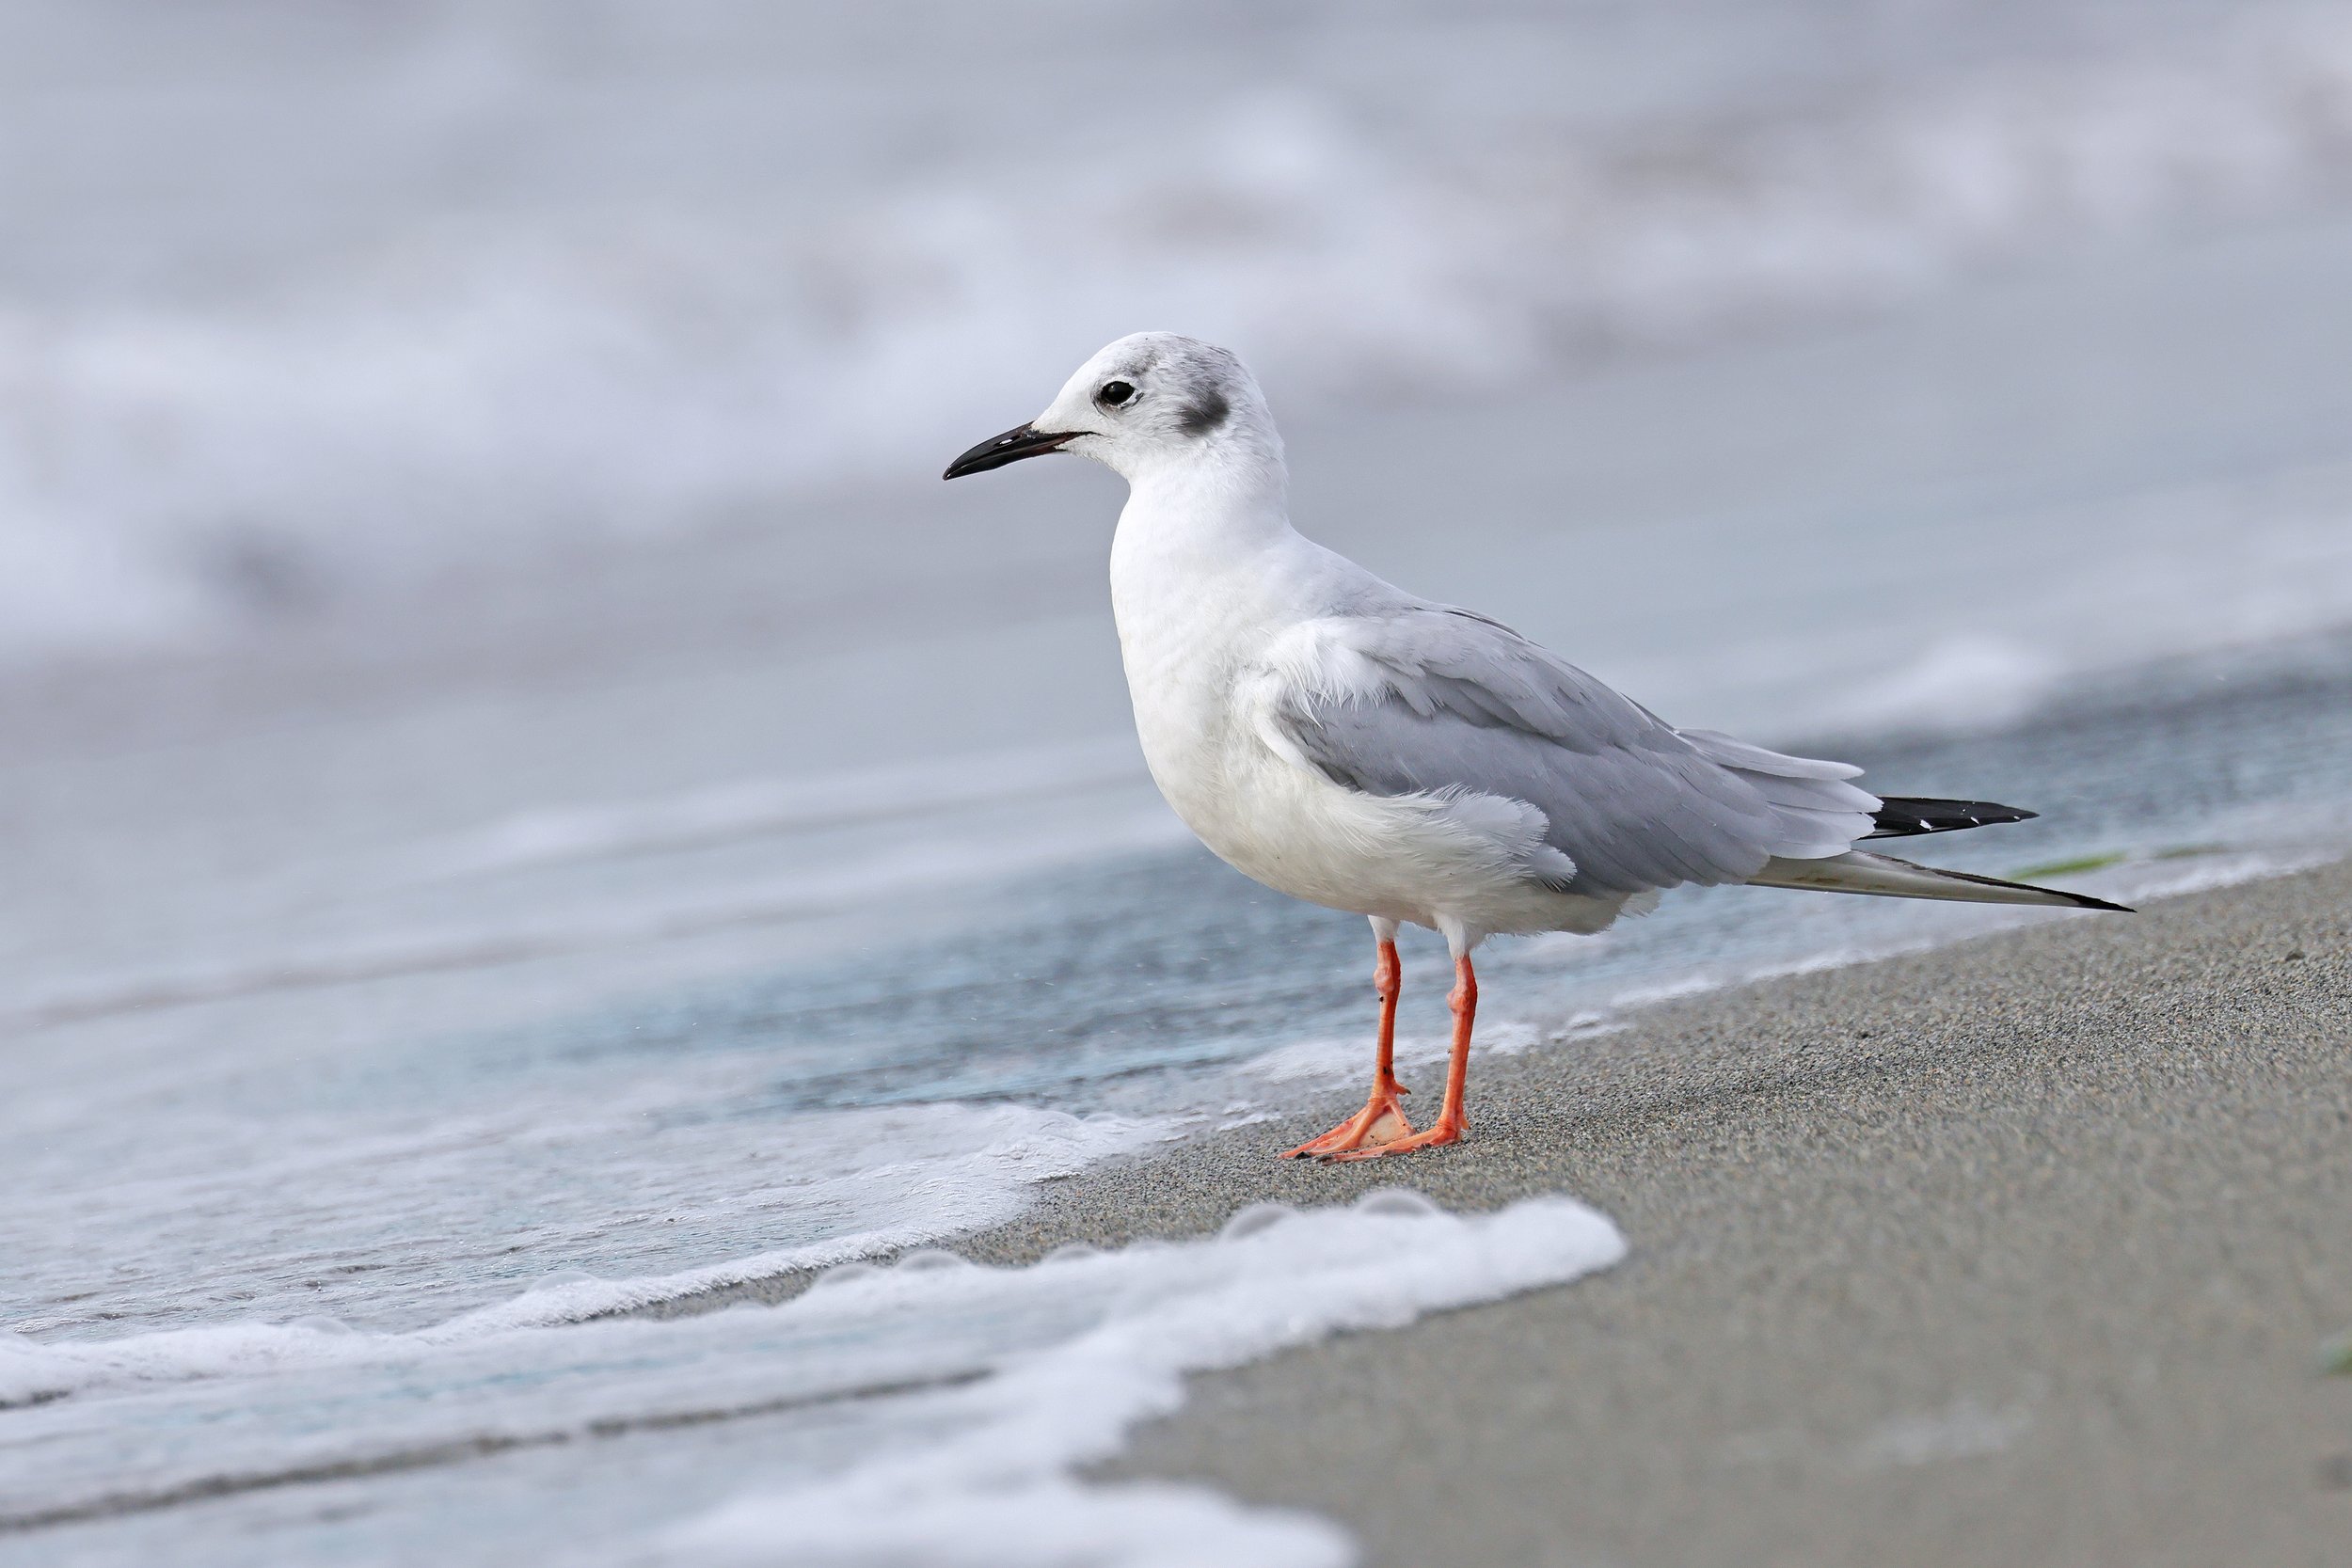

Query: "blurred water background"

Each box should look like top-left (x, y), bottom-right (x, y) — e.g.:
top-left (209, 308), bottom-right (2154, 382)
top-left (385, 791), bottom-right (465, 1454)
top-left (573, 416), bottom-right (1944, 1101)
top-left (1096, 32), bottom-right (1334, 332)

top-left (7, 2), bottom-right (2352, 1562)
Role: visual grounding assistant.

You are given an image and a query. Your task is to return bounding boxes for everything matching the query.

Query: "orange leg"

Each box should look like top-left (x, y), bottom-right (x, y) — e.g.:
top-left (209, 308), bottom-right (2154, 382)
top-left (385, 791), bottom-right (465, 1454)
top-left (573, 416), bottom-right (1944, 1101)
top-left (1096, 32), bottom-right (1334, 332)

top-left (1328, 953), bottom-right (1474, 1161)
top-left (1279, 933), bottom-right (1414, 1158)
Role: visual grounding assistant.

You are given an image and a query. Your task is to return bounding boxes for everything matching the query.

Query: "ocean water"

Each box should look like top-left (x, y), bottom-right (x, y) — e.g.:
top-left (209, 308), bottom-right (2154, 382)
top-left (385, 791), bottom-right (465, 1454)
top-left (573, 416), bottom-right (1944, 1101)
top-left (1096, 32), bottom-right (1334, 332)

top-left (1, 1193), bottom-right (1627, 1568)
top-left (6, 623), bottom-right (2350, 1564)
top-left (4, 0), bottom-right (2352, 657)
top-left (0, 626), bottom-right (2342, 1568)
top-left (8, 4), bottom-right (2352, 1563)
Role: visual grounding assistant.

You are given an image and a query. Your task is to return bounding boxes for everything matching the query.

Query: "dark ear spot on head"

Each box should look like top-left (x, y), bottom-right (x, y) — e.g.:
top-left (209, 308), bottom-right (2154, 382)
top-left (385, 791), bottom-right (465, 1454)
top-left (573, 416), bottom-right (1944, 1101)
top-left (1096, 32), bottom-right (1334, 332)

top-left (1176, 387), bottom-right (1230, 437)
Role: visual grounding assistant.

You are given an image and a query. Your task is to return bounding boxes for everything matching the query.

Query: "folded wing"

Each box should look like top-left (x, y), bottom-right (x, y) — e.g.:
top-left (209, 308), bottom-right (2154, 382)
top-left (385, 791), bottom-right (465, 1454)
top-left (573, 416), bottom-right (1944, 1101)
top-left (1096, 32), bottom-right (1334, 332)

top-left (1262, 607), bottom-right (1880, 898)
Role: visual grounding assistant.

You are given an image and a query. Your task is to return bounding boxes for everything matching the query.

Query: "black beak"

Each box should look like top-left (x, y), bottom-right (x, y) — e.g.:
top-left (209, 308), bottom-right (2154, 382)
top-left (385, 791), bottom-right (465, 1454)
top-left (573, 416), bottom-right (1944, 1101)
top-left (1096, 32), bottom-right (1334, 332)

top-left (942, 423), bottom-right (1085, 480)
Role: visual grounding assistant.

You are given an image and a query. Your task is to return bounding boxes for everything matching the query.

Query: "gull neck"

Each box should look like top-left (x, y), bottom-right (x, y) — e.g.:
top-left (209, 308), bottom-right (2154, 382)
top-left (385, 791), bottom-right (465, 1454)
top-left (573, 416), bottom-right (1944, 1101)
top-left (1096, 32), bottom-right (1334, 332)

top-left (1116, 442), bottom-right (1295, 561)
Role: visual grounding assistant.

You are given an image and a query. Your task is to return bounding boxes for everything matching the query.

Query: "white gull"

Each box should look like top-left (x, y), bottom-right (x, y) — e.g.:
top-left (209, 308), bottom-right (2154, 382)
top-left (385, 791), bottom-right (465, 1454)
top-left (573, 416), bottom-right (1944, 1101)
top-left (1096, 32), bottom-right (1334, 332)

top-left (945, 332), bottom-right (2126, 1160)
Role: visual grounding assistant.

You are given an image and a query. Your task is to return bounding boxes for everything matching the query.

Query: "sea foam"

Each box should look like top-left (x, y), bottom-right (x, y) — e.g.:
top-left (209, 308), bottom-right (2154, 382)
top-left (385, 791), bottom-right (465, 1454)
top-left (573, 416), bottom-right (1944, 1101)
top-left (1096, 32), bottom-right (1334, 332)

top-left (0, 1193), bottom-right (1625, 1568)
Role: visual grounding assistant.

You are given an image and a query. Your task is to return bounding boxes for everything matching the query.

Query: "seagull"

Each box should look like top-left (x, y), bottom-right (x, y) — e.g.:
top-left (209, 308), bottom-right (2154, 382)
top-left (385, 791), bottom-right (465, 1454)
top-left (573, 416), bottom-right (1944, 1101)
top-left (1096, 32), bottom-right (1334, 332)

top-left (945, 333), bottom-right (2128, 1161)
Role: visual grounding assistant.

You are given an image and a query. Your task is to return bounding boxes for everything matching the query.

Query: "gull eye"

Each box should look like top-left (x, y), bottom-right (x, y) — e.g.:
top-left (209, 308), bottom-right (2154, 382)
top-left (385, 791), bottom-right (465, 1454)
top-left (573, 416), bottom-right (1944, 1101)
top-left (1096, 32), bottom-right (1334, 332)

top-left (1097, 380), bottom-right (1136, 407)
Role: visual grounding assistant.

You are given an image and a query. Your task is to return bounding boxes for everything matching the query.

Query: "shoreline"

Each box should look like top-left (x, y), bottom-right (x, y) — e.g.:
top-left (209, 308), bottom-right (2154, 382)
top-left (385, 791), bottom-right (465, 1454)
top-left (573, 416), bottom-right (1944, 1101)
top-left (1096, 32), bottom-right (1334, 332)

top-left (1064, 856), bottom-right (2352, 1567)
top-left (935, 855), bottom-right (2351, 1263)
top-left (643, 855), bottom-right (2350, 1563)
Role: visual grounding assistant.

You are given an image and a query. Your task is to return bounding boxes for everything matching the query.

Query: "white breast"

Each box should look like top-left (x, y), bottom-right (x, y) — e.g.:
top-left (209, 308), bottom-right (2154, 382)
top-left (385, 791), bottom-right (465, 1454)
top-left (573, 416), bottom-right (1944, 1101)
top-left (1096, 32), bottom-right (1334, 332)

top-left (1105, 517), bottom-right (1268, 854)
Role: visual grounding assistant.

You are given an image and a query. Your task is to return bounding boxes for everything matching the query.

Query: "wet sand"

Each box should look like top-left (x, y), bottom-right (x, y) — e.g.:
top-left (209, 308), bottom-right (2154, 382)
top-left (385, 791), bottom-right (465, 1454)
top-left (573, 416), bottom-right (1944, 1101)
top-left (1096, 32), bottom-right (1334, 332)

top-left (993, 858), bottom-right (2352, 1566)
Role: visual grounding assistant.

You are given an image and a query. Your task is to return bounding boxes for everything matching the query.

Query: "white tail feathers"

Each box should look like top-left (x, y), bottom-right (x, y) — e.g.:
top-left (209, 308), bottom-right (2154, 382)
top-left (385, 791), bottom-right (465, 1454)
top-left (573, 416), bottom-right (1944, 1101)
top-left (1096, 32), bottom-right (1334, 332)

top-left (1746, 849), bottom-right (2133, 911)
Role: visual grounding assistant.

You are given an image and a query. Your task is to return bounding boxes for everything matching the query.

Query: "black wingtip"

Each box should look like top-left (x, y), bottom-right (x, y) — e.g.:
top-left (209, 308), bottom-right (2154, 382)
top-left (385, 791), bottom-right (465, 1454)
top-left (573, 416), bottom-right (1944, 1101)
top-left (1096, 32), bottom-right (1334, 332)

top-left (1867, 797), bottom-right (2040, 839)
top-left (2060, 891), bottom-right (2136, 913)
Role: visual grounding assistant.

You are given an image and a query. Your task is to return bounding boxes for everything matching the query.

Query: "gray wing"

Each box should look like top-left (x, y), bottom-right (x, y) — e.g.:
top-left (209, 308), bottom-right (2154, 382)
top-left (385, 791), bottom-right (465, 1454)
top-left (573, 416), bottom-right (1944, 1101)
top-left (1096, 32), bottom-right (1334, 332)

top-left (1271, 608), bottom-right (1877, 896)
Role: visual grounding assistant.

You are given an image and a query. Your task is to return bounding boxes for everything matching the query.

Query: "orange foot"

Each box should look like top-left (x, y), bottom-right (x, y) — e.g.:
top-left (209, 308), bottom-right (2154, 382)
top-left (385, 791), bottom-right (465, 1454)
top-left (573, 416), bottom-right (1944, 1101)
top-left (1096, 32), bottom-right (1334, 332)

top-left (1279, 1086), bottom-right (1413, 1159)
top-left (1324, 1117), bottom-right (1465, 1162)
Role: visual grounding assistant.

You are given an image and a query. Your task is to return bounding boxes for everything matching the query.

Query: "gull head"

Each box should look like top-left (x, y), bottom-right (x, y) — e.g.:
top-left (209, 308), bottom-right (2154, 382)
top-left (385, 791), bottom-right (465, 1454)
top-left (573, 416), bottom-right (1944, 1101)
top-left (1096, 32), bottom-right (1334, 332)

top-left (943, 332), bottom-right (1278, 483)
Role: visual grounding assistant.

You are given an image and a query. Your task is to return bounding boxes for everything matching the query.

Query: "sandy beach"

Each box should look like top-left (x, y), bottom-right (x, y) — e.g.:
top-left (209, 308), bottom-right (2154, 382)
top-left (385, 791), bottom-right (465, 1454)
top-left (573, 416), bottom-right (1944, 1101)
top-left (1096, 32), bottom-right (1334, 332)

top-left (866, 857), bottom-right (2352, 1566)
